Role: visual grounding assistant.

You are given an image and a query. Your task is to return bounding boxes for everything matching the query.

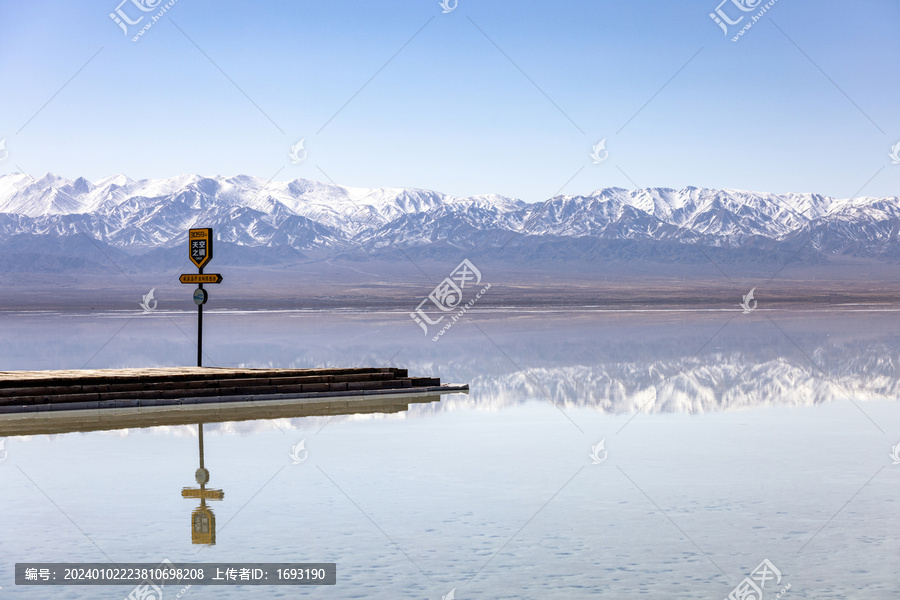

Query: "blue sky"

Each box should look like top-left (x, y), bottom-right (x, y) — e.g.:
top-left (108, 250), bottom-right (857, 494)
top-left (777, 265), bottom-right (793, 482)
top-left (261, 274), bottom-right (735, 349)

top-left (1, 0), bottom-right (898, 202)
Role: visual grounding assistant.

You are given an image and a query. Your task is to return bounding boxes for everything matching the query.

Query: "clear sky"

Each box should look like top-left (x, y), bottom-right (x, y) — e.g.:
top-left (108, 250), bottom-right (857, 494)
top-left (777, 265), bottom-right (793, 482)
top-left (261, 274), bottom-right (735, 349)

top-left (1, 0), bottom-right (898, 202)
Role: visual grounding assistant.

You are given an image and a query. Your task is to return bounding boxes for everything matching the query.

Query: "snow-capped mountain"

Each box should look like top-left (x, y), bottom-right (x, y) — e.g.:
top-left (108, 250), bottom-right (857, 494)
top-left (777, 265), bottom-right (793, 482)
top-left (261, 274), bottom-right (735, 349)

top-left (0, 172), bottom-right (898, 269)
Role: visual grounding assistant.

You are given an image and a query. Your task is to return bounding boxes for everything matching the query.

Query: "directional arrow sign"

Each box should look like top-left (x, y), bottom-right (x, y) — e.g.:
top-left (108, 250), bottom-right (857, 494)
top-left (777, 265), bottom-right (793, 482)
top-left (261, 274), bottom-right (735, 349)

top-left (179, 273), bottom-right (223, 284)
top-left (189, 228), bottom-right (214, 269)
top-left (181, 488), bottom-right (225, 500)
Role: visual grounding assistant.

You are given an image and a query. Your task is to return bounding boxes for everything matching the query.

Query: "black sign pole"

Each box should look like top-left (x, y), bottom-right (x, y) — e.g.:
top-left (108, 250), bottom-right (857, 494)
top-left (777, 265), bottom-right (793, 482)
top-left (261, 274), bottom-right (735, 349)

top-left (189, 228), bottom-right (213, 368)
top-left (198, 266), bottom-right (203, 367)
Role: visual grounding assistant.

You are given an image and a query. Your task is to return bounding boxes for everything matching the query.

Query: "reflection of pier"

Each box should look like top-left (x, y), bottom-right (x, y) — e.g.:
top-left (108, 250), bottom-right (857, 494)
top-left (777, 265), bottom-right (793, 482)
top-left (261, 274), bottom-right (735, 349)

top-left (0, 391), bottom-right (456, 437)
top-left (182, 423), bottom-right (223, 545)
top-left (0, 388), bottom-right (462, 547)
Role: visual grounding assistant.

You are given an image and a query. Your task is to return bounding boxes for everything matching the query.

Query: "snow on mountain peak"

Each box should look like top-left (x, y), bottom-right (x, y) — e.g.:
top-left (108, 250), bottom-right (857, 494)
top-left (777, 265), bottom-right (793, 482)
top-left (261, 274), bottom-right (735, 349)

top-left (0, 173), bottom-right (897, 257)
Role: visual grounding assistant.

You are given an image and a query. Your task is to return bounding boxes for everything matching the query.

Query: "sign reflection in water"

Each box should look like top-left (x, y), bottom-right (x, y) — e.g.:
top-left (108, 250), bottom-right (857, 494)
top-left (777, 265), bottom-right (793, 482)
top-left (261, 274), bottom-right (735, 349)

top-left (181, 423), bottom-right (224, 545)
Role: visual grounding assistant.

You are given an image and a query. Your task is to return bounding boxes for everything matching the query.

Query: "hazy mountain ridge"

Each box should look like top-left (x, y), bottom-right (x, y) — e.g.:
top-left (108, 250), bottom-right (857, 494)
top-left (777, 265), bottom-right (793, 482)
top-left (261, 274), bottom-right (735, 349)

top-left (1, 173), bottom-right (899, 270)
top-left (462, 351), bottom-right (896, 415)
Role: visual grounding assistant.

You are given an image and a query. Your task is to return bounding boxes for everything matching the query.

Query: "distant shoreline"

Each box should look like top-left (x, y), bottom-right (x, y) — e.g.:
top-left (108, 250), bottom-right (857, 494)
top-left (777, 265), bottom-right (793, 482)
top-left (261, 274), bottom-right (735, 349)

top-left (3, 258), bottom-right (900, 312)
top-left (3, 297), bottom-right (900, 313)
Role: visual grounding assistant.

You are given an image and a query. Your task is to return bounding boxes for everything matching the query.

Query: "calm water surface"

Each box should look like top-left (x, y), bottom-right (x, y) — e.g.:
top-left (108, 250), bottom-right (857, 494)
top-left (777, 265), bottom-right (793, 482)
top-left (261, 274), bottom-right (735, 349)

top-left (0, 308), bottom-right (898, 599)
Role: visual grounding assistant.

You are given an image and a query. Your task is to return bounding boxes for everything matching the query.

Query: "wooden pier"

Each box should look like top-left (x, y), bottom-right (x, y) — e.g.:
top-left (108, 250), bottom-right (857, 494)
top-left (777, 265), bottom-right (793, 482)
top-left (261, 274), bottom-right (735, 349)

top-left (0, 367), bottom-right (467, 415)
top-left (0, 391), bottom-right (452, 437)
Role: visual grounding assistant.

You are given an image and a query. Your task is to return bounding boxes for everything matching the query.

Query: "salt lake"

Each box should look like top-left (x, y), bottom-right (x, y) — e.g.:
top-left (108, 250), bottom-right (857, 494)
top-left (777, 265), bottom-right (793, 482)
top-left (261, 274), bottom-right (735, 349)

top-left (0, 308), bottom-right (897, 599)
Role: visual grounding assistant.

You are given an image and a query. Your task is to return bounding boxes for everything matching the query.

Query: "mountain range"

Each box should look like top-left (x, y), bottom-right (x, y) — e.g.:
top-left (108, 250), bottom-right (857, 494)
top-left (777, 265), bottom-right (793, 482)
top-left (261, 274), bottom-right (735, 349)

top-left (145, 327), bottom-right (900, 434)
top-left (1, 172), bottom-right (899, 272)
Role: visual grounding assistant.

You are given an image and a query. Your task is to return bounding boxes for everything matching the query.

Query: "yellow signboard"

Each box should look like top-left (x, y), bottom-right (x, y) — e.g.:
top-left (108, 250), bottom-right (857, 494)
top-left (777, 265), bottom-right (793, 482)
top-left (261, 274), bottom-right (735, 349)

top-left (191, 506), bottom-right (217, 545)
top-left (189, 228), bottom-right (214, 269)
top-left (179, 273), bottom-right (223, 284)
top-left (181, 488), bottom-right (225, 500)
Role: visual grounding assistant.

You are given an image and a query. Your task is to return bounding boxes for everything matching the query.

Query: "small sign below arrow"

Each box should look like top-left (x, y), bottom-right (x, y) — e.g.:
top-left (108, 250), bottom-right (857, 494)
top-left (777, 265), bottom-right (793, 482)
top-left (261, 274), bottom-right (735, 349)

top-left (179, 273), bottom-right (223, 284)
